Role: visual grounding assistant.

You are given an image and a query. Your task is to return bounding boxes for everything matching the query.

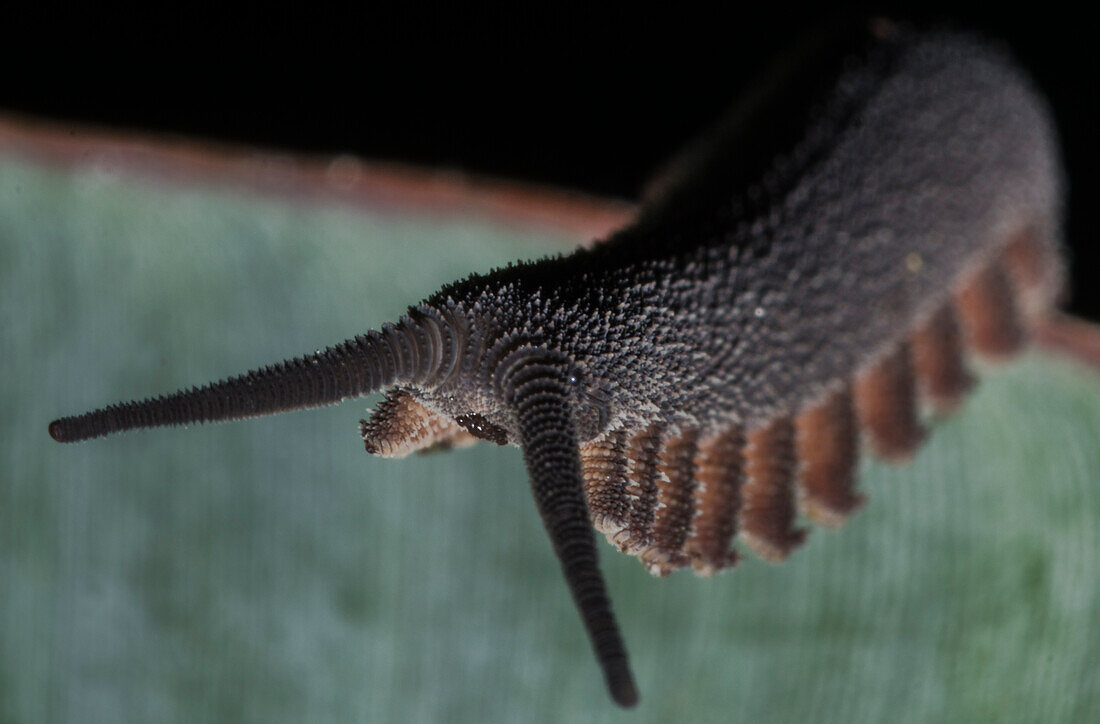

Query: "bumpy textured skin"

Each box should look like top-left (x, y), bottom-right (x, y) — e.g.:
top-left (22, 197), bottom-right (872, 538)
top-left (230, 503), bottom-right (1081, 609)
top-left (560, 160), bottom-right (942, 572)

top-left (401, 23), bottom-right (1063, 564)
top-left (415, 27), bottom-right (1060, 437)
top-left (49, 21), bottom-right (1065, 708)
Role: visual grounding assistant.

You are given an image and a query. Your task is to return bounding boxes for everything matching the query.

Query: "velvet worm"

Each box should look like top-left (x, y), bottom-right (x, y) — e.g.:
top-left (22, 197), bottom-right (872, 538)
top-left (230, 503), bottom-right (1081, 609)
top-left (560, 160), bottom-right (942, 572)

top-left (50, 21), bottom-right (1068, 707)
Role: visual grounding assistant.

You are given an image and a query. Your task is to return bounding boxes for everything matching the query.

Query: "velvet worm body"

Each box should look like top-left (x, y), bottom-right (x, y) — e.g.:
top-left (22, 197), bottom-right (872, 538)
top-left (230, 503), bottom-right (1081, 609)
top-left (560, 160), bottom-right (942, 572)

top-left (50, 21), bottom-right (1066, 707)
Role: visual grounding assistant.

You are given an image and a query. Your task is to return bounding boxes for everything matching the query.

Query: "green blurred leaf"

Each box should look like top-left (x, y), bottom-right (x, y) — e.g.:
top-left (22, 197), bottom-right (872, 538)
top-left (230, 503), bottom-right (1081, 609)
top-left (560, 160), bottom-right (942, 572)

top-left (2, 154), bottom-right (1097, 723)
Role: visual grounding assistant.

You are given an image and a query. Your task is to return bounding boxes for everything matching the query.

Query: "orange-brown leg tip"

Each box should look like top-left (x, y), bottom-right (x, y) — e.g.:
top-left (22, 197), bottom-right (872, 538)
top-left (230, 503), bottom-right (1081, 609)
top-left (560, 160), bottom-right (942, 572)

top-left (854, 342), bottom-right (926, 462)
top-left (617, 423), bottom-right (665, 554)
top-left (1002, 227), bottom-right (1047, 292)
top-left (683, 425), bottom-right (745, 575)
top-left (740, 417), bottom-right (806, 561)
top-left (910, 305), bottom-right (975, 414)
top-left (955, 261), bottom-right (1025, 361)
top-left (642, 428), bottom-right (700, 575)
top-left (794, 386), bottom-right (864, 528)
top-left (580, 429), bottom-right (632, 535)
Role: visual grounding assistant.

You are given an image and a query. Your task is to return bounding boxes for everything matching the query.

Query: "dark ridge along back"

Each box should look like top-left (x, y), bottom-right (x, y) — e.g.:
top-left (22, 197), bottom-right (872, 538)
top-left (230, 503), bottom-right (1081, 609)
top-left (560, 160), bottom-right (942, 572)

top-left (49, 19), bottom-right (1066, 708)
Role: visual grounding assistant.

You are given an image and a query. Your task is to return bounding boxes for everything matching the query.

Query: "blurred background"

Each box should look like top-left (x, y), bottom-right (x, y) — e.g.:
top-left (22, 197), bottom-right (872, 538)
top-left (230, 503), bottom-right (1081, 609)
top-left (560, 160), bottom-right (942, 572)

top-left (2, 4), bottom-right (1098, 723)
top-left (4, 3), bottom-right (1098, 319)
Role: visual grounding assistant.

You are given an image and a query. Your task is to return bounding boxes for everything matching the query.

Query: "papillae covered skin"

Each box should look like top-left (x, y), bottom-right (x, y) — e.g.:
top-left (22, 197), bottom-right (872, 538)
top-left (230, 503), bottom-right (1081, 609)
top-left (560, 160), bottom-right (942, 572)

top-left (411, 25), bottom-right (1061, 442)
top-left (49, 21), bottom-right (1066, 708)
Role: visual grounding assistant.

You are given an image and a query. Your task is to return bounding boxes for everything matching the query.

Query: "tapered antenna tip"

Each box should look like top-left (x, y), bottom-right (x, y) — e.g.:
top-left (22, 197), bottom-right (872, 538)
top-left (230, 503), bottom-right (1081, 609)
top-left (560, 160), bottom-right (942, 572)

top-left (48, 419), bottom-right (69, 443)
top-left (609, 666), bottom-right (639, 708)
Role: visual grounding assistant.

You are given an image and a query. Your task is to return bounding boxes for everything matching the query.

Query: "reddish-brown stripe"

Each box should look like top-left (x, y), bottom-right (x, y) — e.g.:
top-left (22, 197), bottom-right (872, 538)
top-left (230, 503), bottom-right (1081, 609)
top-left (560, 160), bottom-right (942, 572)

top-left (739, 417), bottom-right (805, 562)
top-left (794, 386), bottom-right (863, 528)
top-left (616, 423), bottom-right (665, 554)
top-left (854, 343), bottom-right (926, 461)
top-left (910, 305), bottom-right (974, 413)
top-left (0, 115), bottom-right (634, 241)
top-left (643, 427), bottom-right (700, 575)
top-left (683, 425), bottom-right (744, 576)
top-left (955, 262), bottom-right (1025, 360)
top-left (580, 429), bottom-right (631, 534)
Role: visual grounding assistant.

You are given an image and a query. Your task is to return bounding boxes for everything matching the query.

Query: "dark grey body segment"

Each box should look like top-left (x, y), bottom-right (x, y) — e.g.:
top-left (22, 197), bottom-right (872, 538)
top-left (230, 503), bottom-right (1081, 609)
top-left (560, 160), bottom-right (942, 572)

top-left (417, 27), bottom-right (1061, 438)
top-left (49, 21), bottom-right (1066, 708)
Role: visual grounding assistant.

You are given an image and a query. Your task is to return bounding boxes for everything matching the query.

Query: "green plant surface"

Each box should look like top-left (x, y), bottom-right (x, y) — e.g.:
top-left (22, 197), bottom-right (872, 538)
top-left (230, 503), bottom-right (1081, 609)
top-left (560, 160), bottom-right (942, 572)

top-left (2, 154), bottom-right (1097, 723)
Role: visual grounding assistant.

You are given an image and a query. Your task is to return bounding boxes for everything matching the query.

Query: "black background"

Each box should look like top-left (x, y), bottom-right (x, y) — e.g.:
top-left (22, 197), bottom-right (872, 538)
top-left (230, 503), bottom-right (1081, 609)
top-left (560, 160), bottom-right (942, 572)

top-left (6, 4), bottom-right (1096, 319)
